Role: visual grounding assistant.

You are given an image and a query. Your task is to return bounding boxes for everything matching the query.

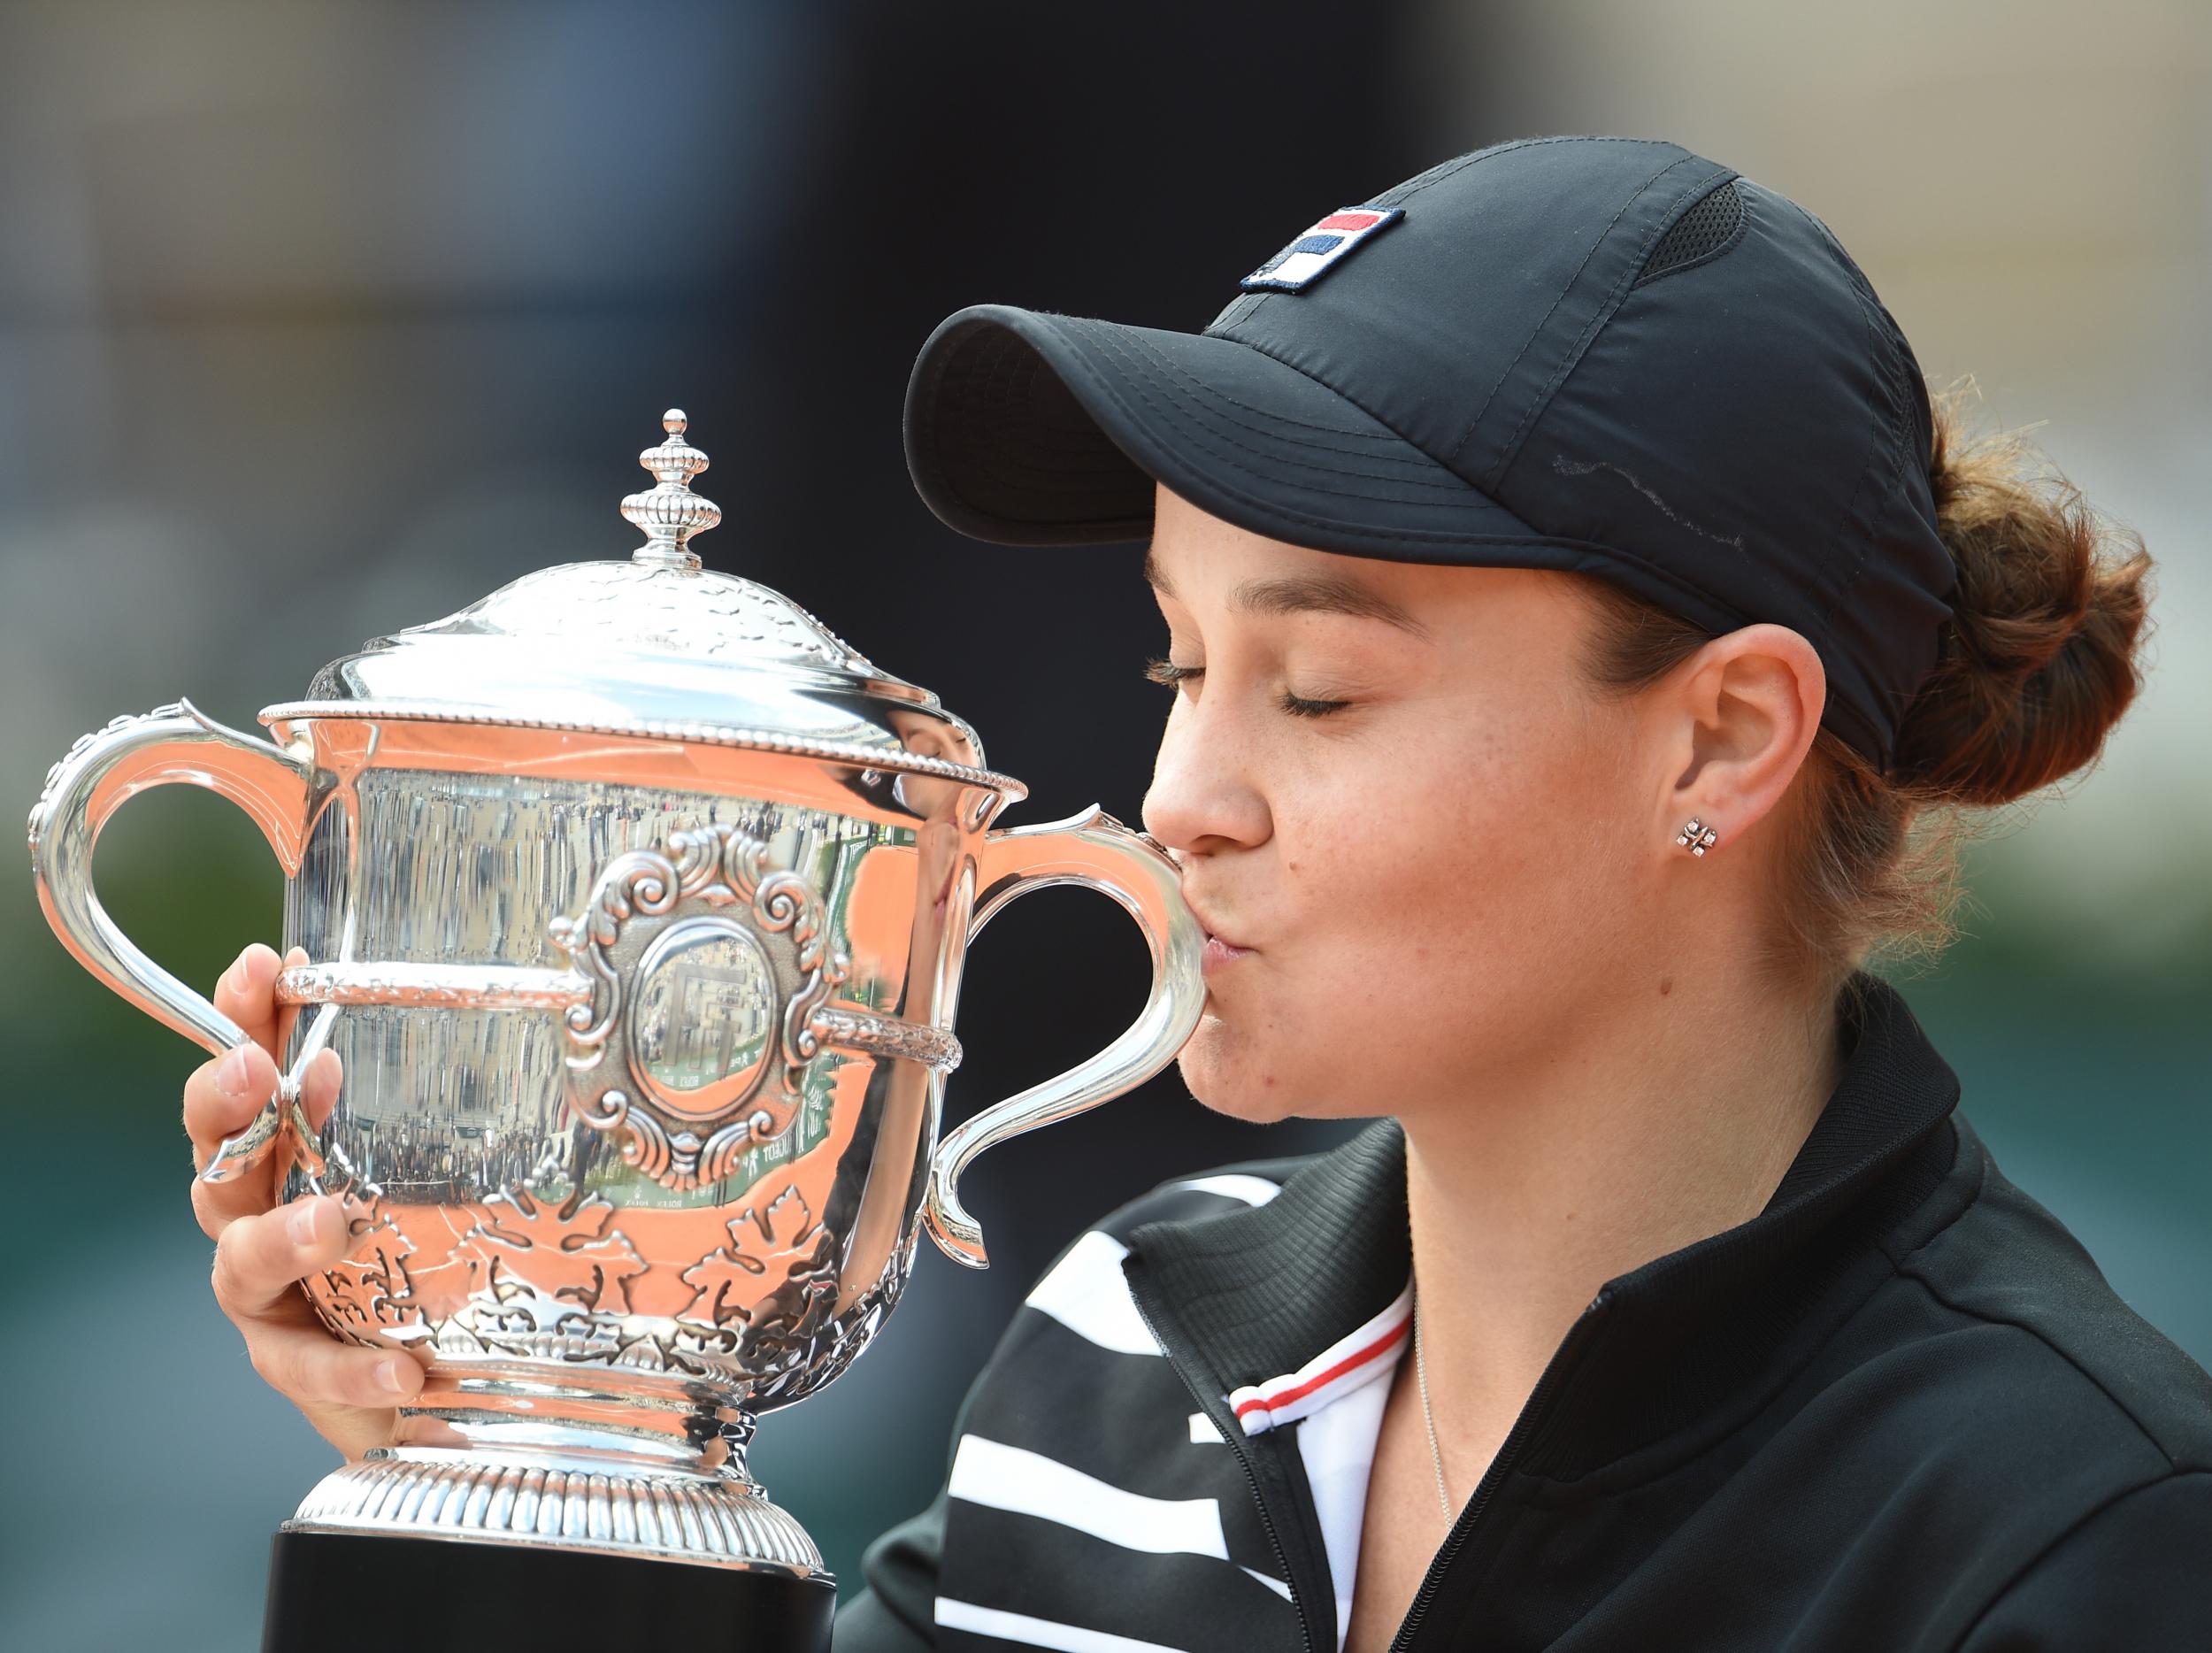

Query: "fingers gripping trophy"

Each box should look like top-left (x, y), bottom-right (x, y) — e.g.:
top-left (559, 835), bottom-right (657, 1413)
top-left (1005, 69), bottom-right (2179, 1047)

top-left (27, 412), bottom-right (1207, 1652)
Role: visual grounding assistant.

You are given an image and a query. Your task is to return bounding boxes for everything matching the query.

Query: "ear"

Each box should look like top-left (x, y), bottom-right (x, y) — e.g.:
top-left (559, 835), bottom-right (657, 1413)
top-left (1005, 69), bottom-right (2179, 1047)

top-left (1657, 623), bottom-right (1825, 857)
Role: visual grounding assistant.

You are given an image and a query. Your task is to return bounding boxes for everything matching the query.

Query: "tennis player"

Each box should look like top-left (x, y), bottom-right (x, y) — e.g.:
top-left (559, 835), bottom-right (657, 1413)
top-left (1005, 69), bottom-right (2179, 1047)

top-left (185, 135), bottom-right (2207, 1650)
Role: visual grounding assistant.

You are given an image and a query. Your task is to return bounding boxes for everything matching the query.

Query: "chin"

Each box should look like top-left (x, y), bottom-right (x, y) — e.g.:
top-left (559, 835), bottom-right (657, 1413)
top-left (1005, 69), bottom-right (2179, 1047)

top-left (1173, 1026), bottom-right (1317, 1126)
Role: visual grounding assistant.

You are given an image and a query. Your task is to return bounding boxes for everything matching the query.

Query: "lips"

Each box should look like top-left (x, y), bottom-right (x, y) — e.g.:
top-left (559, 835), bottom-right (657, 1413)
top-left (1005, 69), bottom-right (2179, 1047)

top-left (1181, 895), bottom-right (1250, 953)
top-left (1201, 936), bottom-right (1253, 977)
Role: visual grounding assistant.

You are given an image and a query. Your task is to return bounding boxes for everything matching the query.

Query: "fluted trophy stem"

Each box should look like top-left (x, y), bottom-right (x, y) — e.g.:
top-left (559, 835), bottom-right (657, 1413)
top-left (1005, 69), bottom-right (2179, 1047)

top-left (286, 1364), bottom-right (826, 1574)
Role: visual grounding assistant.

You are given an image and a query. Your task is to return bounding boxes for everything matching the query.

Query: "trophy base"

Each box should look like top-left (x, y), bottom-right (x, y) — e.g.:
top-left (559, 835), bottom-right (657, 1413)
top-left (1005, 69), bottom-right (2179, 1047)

top-left (263, 1530), bottom-right (835, 1653)
top-left (284, 1448), bottom-right (827, 1572)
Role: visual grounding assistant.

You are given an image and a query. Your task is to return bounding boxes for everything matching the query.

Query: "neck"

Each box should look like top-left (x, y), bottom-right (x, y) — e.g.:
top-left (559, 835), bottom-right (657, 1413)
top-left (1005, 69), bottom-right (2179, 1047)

top-left (1402, 966), bottom-right (1842, 1451)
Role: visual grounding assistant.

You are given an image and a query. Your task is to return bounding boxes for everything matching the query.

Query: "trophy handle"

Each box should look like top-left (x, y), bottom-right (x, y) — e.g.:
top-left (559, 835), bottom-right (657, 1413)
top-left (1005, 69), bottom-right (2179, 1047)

top-left (922, 803), bottom-right (1204, 1269)
top-left (28, 697), bottom-right (314, 1058)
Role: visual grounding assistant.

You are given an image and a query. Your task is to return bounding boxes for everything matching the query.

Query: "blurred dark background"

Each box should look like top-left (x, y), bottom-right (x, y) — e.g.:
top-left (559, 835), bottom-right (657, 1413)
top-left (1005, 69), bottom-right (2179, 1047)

top-left (2, 4), bottom-right (2206, 1648)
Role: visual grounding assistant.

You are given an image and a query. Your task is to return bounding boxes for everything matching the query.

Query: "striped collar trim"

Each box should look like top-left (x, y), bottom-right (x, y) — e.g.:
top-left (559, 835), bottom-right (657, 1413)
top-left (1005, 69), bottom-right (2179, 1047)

top-left (1227, 1278), bottom-right (1412, 1435)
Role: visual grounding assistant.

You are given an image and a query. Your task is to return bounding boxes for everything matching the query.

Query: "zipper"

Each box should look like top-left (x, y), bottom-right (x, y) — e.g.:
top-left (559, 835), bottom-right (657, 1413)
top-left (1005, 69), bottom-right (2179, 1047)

top-left (1385, 1287), bottom-right (1617, 1653)
top-left (1126, 1268), bottom-right (1318, 1653)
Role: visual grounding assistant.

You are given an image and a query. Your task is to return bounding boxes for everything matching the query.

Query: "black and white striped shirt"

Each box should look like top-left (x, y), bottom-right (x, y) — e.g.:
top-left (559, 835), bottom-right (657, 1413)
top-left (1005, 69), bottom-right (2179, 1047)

top-left (939, 1164), bottom-right (1405, 1652)
top-left (837, 970), bottom-right (2212, 1651)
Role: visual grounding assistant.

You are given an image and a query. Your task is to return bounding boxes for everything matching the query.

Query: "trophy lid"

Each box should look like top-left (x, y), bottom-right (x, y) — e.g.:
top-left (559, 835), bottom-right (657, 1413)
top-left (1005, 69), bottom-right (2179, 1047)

top-left (263, 411), bottom-right (1018, 796)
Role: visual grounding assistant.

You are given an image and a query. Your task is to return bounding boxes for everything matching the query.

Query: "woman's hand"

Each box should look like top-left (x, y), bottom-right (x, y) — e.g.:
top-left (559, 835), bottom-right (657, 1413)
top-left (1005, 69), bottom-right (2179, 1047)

top-left (182, 942), bottom-right (427, 1460)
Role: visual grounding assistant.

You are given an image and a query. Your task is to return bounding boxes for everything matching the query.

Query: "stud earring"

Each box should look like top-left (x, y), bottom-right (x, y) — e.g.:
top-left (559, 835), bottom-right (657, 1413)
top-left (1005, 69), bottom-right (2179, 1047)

top-left (1675, 817), bottom-right (1718, 857)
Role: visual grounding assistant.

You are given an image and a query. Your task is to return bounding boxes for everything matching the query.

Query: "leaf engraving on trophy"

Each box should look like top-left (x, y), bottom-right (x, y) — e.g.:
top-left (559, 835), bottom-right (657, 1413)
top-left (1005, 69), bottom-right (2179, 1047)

top-left (740, 1233), bottom-right (898, 1404)
top-left (457, 1186), bottom-right (649, 1314)
top-left (680, 1185), bottom-right (839, 1330)
top-left (311, 1194), bottom-right (424, 1342)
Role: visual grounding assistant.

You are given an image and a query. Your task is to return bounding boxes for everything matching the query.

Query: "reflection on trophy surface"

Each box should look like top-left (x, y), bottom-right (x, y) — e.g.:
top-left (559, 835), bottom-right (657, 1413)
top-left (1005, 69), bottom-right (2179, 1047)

top-left (27, 411), bottom-right (1205, 1648)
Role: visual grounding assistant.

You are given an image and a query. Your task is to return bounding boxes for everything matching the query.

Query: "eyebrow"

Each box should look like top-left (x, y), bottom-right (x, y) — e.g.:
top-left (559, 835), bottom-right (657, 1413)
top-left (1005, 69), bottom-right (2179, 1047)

top-left (1143, 548), bottom-right (1431, 640)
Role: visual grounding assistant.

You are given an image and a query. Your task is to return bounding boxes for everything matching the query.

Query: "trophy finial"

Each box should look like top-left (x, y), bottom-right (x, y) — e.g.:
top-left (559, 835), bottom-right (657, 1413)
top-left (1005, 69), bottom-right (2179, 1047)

top-left (622, 408), bottom-right (722, 569)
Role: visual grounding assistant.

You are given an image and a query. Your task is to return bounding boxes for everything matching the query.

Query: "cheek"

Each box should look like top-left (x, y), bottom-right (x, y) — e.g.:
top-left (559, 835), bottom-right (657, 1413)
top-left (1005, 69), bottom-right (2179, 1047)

top-left (1270, 719), bottom-right (1631, 1065)
top-left (1364, 723), bottom-right (1631, 979)
top-left (1170, 703), bottom-right (1638, 1119)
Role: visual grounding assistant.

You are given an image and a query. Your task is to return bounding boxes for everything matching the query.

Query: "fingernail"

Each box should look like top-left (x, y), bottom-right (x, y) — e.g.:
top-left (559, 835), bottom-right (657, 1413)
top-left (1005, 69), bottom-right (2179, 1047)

top-left (216, 1045), bottom-right (254, 1097)
top-left (375, 1358), bottom-right (410, 1395)
top-left (288, 1198), bottom-right (323, 1246)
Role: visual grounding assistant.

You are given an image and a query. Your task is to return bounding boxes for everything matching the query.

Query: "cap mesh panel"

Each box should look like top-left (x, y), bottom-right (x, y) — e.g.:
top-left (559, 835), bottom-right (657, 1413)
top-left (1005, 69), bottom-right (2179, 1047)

top-left (1636, 181), bottom-right (1745, 286)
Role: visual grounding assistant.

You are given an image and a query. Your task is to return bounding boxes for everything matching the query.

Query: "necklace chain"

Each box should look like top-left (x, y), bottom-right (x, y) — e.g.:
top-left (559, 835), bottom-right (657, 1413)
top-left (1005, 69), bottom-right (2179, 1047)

top-left (1412, 1280), bottom-right (1453, 1519)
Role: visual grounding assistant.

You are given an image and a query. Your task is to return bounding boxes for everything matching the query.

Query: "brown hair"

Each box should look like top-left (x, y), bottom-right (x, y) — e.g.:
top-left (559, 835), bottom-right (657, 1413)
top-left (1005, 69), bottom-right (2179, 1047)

top-left (1568, 379), bottom-right (2158, 998)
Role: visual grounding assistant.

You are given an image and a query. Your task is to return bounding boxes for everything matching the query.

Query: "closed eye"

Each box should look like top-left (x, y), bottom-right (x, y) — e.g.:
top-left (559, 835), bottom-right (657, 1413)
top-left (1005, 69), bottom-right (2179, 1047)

top-left (1142, 656), bottom-right (1202, 688)
top-left (1142, 657), bottom-right (1351, 719)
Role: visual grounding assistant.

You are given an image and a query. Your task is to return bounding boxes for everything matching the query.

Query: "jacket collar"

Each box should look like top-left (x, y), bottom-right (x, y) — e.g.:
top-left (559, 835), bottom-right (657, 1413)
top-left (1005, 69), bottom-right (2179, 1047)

top-left (1125, 967), bottom-right (1963, 1478)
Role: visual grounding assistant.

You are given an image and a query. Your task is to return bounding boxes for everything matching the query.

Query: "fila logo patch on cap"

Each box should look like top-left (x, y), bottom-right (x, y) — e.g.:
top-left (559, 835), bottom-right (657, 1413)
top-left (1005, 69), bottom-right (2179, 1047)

top-left (1240, 205), bottom-right (1405, 293)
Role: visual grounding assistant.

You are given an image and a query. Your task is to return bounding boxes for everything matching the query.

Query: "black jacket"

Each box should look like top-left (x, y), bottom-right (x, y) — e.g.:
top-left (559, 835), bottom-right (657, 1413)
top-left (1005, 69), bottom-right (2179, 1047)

top-left (835, 971), bottom-right (2212, 1649)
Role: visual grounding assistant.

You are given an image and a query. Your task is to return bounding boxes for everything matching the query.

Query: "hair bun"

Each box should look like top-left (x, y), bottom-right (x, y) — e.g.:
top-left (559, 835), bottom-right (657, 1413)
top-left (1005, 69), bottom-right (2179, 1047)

top-left (1889, 384), bottom-right (2156, 807)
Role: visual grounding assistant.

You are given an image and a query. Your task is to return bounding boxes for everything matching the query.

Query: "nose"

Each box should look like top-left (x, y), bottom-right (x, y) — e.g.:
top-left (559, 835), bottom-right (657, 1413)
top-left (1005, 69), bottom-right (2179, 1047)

top-left (1140, 695), bottom-right (1271, 857)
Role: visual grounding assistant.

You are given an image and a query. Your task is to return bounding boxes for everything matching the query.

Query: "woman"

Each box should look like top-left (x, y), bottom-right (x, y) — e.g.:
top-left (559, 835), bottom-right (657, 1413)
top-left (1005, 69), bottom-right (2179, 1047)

top-left (186, 137), bottom-right (2206, 1649)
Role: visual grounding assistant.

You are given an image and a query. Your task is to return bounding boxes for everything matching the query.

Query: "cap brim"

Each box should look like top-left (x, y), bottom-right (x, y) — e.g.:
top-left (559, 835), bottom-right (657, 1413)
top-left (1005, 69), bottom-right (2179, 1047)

top-left (902, 304), bottom-right (1550, 560)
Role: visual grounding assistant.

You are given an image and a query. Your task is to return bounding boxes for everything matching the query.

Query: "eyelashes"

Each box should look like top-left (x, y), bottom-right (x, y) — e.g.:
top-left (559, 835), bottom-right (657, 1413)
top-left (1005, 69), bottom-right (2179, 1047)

top-left (1141, 655), bottom-right (1200, 688)
top-left (1141, 656), bottom-right (1351, 719)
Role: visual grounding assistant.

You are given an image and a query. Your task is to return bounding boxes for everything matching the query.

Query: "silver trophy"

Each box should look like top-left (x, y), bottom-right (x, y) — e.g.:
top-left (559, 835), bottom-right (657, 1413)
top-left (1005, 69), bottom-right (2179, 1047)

top-left (28, 411), bottom-right (1205, 1648)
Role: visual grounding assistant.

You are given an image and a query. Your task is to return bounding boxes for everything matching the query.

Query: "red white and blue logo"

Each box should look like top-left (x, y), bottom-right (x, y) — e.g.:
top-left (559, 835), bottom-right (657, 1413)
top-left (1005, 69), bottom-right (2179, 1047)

top-left (1240, 205), bottom-right (1405, 293)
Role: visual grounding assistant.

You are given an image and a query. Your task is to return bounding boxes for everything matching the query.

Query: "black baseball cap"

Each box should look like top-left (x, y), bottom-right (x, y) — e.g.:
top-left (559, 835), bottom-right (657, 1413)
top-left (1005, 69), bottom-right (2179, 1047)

top-left (902, 135), bottom-right (1958, 774)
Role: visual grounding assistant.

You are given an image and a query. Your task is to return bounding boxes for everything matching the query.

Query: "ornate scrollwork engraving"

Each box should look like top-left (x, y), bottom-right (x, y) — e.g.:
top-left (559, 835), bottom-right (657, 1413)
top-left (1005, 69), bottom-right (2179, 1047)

top-left (567, 1086), bottom-right (772, 1194)
top-left (549, 822), bottom-right (853, 1193)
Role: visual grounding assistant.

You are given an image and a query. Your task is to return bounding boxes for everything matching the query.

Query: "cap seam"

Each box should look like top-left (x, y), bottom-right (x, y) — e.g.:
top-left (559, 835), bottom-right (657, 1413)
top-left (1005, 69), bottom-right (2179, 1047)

top-left (1786, 192), bottom-right (1908, 637)
top-left (1082, 325), bottom-right (1531, 507)
top-left (1448, 148), bottom-right (1695, 473)
top-left (1101, 324), bottom-right (1460, 460)
top-left (1763, 192), bottom-right (1916, 769)
top-left (1097, 327), bottom-right (1488, 488)
top-left (1185, 321), bottom-right (1508, 483)
top-left (1468, 153), bottom-right (1723, 493)
top-left (1201, 288), bottom-right (1268, 336)
top-left (1369, 134), bottom-right (1689, 210)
